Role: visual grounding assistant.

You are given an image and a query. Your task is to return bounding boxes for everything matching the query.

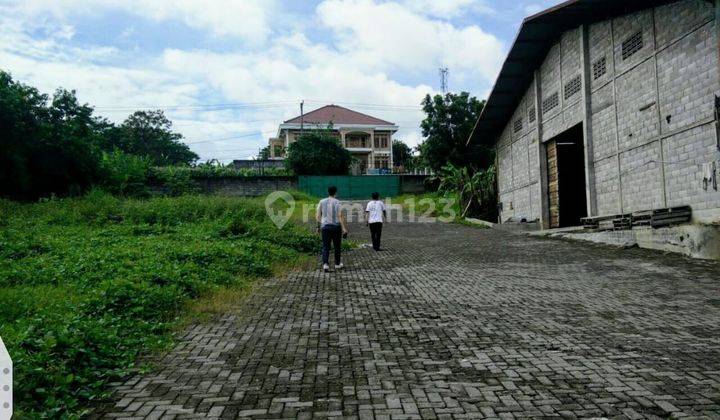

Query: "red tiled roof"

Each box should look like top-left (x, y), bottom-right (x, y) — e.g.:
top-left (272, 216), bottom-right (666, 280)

top-left (284, 104), bottom-right (395, 126)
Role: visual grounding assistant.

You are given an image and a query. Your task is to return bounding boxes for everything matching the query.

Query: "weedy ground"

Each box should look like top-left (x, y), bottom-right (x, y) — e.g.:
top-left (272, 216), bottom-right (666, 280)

top-left (0, 190), bottom-right (319, 418)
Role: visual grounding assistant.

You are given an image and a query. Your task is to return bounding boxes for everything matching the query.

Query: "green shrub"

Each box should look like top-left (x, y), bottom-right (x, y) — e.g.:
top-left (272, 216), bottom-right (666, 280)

top-left (98, 150), bottom-right (151, 196)
top-left (149, 166), bottom-right (196, 196)
top-left (151, 164), bottom-right (292, 182)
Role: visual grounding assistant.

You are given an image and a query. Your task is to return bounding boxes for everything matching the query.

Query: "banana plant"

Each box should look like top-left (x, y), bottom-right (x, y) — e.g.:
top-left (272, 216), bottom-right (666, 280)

top-left (433, 163), bottom-right (496, 218)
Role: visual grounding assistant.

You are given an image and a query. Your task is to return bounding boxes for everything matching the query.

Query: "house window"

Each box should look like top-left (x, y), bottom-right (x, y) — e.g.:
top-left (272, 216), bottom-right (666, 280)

top-left (564, 75), bottom-right (581, 100)
top-left (542, 92), bottom-right (559, 113)
top-left (374, 156), bottom-right (389, 169)
top-left (622, 31), bottom-right (643, 60)
top-left (346, 134), bottom-right (368, 148)
top-left (592, 56), bottom-right (607, 80)
top-left (513, 118), bottom-right (523, 133)
top-left (528, 106), bottom-right (536, 123)
top-left (374, 133), bottom-right (389, 149)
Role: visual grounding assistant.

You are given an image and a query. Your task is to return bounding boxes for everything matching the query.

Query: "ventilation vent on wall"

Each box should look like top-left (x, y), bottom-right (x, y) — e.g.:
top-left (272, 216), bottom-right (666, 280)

top-left (528, 106), bottom-right (536, 123)
top-left (592, 56), bottom-right (607, 80)
top-left (542, 92), bottom-right (559, 113)
top-left (513, 118), bottom-right (523, 133)
top-left (564, 76), bottom-right (581, 100)
top-left (622, 31), bottom-right (643, 60)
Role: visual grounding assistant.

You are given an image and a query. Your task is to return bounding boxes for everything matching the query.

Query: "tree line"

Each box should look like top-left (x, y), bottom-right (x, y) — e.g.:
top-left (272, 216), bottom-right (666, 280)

top-left (0, 71), bottom-right (198, 200)
top-left (2, 70), bottom-right (494, 209)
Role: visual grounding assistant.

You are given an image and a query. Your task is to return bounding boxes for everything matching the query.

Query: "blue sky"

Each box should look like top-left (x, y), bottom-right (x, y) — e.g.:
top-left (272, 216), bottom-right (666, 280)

top-left (0, 0), bottom-right (561, 162)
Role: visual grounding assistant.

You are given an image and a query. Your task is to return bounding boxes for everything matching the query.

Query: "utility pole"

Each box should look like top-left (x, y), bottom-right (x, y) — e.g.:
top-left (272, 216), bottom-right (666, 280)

top-left (439, 67), bottom-right (449, 94)
top-left (300, 100), bottom-right (304, 134)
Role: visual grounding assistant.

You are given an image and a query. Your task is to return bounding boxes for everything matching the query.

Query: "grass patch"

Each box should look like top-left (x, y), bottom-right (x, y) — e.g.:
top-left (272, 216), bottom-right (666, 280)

top-left (0, 190), bottom-right (318, 418)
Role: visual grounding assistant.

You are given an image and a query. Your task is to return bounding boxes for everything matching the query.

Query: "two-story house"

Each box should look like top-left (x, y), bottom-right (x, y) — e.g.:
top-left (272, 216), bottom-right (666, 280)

top-left (268, 105), bottom-right (398, 174)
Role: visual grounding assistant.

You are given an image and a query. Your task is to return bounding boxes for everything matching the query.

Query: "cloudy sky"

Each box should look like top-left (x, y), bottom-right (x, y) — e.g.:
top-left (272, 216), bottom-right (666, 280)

top-left (0, 0), bottom-right (561, 162)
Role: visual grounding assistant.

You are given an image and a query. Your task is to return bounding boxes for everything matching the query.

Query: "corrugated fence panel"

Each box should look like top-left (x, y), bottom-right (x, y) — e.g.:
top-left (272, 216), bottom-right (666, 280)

top-left (298, 176), bottom-right (400, 199)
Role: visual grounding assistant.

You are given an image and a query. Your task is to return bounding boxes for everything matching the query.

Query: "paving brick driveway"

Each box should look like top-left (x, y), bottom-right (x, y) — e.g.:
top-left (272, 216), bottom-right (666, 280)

top-left (98, 221), bottom-right (720, 419)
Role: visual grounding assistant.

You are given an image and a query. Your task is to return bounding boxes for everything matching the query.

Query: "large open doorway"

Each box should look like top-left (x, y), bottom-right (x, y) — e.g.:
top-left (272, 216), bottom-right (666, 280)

top-left (546, 123), bottom-right (587, 228)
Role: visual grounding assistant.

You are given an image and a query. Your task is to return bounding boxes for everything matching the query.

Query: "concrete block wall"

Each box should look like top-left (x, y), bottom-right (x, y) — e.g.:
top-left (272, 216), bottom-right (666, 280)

top-left (496, 80), bottom-right (542, 222)
top-left (494, 0), bottom-right (720, 226)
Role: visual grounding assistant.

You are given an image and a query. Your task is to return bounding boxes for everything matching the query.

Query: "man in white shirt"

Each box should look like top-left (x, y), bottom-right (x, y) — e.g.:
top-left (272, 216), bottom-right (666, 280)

top-left (365, 192), bottom-right (386, 251)
top-left (316, 185), bottom-right (348, 272)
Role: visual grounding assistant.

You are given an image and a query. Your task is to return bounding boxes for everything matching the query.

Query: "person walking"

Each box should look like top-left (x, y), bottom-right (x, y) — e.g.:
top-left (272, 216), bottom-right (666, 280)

top-left (316, 185), bottom-right (348, 272)
top-left (365, 192), bottom-right (386, 251)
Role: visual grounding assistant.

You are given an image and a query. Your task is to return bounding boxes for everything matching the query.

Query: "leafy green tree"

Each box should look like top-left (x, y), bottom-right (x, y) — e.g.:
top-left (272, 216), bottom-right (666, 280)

top-left (0, 71), bottom-right (103, 199)
top-left (419, 92), bottom-right (492, 171)
top-left (107, 110), bottom-right (198, 166)
top-left (285, 131), bottom-right (351, 175)
top-left (257, 146), bottom-right (271, 160)
top-left (0, 71), bottom-right (198, 199)
top-left (0, 71), bottom-right (48, 198)
top-left (391, 139), bottom-right (414, 170)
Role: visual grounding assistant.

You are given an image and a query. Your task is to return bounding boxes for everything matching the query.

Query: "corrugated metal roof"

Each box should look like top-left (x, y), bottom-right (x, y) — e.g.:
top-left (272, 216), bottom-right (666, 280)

top-left (468, 0), bottom-right (677, 146)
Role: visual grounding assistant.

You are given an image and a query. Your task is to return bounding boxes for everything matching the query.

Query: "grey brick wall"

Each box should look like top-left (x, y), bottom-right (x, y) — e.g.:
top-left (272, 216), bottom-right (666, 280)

top-left (657, 21), bottom-right (717, 132)
top-left (655, 0), bottom-right (714, 48)
top-left (662, 123), bottom-right (720, 211)
top-left (492, 0), bottom-right (719, 224)
top-left (590, 83), bottom-right (618, 161)
top-left (512, 135), bottom-right (530, 188)
top-left (498, 145), bottom-right (513, 194)
top-left (589, 21), bottom-right (614, 91)
top-left (513, 185), bottom-right (532, 221)
top-left (188, 177), bottom-right (297, 197)
top-left (615, 59), bottom-right (660, 151)
top-left (496, 77), bottom-right (542, 222)
top-left (593, 156), bottom-right (621, 215)
top-left (619, 143), bottom-right (664, 212)
top-left (541, 44), bottom-right (562, 122)
top-left (612, 9), bottom-right (655, 75)
top-left (528, 133), bottom-right (540, 183)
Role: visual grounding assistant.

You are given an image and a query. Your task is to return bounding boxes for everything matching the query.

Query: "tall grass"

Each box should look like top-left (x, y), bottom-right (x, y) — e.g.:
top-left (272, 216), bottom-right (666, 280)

top-left (0, 191), bottom-right (316, 418)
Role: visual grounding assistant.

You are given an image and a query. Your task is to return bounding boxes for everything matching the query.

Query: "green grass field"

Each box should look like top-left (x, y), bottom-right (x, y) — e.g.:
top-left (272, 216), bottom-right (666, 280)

top-left (0, 191), bottom-right (318, 418)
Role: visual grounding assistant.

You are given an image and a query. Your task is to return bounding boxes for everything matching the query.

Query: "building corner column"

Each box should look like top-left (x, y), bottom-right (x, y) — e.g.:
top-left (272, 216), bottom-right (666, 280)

top-left (534, 70), bottom-right (551, 229)
top-left (580, 24), bottom-right (598, 217)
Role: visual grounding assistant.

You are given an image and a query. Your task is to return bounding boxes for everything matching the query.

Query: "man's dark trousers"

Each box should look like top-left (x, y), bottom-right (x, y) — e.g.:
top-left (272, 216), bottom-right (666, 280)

top-left (321, 224), bottom-right (342, 265)
top-left (369, 222), bottom-right (382, 251)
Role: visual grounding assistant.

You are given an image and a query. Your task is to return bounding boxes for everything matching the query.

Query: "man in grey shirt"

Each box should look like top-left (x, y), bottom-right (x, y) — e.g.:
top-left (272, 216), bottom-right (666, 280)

top-left (316, 185), bottom-right (348, 272)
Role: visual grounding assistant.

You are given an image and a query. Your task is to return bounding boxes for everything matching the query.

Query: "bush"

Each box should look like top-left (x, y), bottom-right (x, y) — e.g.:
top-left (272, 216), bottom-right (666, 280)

top-left (149, 166), bottom-right (196, 196)
top-left (151, 164), bottom-right (292, 181)
top-left (99, 150), bottom-right (151, 196)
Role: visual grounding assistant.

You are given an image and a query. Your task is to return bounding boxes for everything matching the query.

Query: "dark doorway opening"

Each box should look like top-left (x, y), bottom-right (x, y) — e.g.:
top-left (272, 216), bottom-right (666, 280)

top-left (546, 123), bottom-right (587, 228)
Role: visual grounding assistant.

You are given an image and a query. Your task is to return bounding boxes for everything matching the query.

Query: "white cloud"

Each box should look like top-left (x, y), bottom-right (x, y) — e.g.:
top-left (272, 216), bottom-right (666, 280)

top-left (402, 0), bottom-right (494, 18)
top-left (317, 0), bottom-right (504, 82)
top-left (0, 0), bottom-right (502, 161)
top-left (5, 0), bottom-right (275, 43)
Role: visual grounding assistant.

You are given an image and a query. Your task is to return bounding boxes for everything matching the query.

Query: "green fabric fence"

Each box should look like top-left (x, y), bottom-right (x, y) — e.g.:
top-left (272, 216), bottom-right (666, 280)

top-left (298, 176), bottom-right (401, 199)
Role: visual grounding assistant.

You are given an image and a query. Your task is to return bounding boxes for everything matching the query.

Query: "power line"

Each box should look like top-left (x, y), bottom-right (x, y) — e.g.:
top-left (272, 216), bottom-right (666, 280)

top-left (184, 130), bottom-right (277, 145)
top-left (93, 100), bottom-right (297, 111)
top-left (92, 99), bottom-right (423, 113)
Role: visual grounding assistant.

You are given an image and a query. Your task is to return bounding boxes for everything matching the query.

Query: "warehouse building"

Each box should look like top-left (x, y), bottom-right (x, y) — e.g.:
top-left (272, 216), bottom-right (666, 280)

top-left (469, 0), bottom-right (720, 229)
